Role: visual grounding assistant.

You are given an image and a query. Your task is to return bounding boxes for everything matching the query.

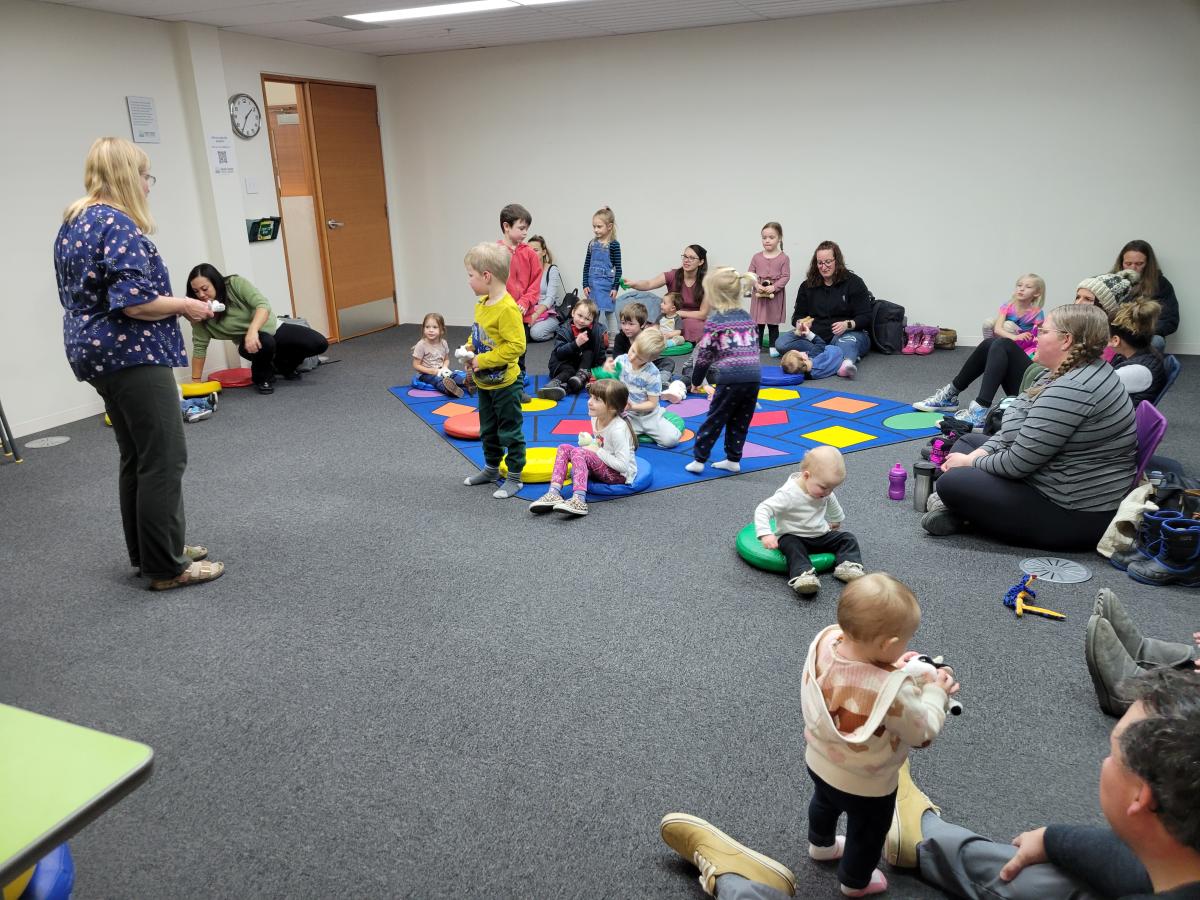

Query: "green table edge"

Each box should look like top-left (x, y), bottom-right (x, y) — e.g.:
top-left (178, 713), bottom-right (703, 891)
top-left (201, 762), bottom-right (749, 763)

top-left (0, 704), bottom-right (155, 886)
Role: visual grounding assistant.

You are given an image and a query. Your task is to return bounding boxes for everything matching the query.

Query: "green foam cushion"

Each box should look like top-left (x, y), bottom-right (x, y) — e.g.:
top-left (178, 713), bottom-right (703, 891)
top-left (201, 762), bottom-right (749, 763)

top-left (736, 521), bottom-right (835, 574)
top-left (661, 341), bottom-right (693, 357)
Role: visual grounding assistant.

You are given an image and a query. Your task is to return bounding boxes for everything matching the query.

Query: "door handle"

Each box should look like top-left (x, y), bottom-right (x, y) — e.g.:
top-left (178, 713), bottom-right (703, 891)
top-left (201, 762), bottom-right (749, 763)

top-left (327, 219), bottom-right (344, 229)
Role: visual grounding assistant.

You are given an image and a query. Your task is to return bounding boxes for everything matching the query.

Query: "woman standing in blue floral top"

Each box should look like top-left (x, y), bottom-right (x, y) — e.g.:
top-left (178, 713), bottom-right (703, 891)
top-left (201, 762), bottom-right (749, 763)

top-left (54, 137), bottom-right (225, 591)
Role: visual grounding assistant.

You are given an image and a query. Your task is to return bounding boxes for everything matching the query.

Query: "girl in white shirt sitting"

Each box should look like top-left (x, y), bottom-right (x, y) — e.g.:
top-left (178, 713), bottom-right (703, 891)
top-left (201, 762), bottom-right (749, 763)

top-left (528, 379), bottom-right (639, 518)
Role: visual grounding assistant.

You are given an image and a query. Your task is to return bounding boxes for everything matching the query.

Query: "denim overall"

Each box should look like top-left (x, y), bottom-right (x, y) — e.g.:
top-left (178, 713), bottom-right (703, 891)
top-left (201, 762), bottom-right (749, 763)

top-left (587, 240), bottom-right (616, 314)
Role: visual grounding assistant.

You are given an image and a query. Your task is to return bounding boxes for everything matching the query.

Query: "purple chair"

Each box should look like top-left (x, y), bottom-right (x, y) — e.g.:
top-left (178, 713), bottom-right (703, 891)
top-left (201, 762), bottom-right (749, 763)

top-left (1133, 400), bottom-right (1167, 487)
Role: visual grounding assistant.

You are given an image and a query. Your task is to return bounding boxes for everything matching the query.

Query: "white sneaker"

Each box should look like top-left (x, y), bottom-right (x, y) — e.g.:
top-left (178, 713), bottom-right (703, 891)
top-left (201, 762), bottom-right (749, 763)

top-left (833, 561), bottom-right (865, 582)
top-left (955, 400), bottom-right (989, 430)
top-left (913, 384), bottom-right (959, 412)
top-left (837, 360), bottom-right (857, 379)
top-left (788, 570), bottom-right (820, 596)
top-left (768, 347), bottom-right (781, 358)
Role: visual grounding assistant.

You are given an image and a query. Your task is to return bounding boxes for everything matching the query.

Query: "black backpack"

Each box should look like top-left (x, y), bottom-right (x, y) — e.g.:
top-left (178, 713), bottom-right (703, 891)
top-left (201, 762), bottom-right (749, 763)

top-left (554, 283), bottom-right (580, 322)
top-left (867, 293), bottom-right (906, 354)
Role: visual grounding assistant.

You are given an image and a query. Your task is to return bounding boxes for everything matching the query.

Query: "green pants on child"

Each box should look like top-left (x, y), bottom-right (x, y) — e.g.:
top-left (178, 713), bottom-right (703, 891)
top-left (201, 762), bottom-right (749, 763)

top-left (478, 381), bottom-right (525, 477)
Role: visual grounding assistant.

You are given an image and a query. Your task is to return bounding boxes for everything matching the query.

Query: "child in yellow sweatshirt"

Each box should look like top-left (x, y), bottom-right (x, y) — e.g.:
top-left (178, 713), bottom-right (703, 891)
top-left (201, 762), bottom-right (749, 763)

top-left (459, 242), bottom-right (527, 499)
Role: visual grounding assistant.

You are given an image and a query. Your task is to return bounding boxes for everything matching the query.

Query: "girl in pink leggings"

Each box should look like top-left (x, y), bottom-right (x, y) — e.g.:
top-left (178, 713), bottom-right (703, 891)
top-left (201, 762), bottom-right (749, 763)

top-left (528, 380), bottom-right (639, 518)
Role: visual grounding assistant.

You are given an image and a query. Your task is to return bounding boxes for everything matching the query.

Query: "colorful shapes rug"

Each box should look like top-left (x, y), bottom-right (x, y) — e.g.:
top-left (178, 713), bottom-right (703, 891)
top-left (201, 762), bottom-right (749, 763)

top-left (389, 376), bottom-right (941, 502)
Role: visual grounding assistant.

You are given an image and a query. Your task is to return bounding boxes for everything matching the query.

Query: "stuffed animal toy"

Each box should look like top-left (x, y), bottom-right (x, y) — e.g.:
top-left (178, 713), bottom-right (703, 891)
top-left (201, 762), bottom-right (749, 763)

top-left (901, 654), bottom-right (963, 715)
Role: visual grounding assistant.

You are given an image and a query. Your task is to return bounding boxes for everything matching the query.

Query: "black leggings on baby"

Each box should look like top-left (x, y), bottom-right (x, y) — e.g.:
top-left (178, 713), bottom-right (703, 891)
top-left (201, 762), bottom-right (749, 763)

top-left (808, 766), bottom-right (896, 890)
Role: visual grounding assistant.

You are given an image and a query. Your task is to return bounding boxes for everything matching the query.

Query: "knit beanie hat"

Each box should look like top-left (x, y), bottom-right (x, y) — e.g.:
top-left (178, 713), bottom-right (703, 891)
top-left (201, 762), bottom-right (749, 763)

top-left (1076, 269), bottom-right (1140, 320)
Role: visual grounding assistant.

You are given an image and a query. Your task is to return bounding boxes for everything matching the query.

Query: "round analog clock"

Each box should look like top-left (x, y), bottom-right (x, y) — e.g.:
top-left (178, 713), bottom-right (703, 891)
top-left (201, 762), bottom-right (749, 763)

top-left (228, 93), bottom-right (262, 139)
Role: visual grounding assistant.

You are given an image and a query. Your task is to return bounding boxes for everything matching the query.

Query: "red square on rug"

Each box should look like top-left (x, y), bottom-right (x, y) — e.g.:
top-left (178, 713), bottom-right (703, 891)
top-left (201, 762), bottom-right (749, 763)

top-left (552, 419), bottom-right (594, 436)
top-left (750, 409), bottom-right (789, 427)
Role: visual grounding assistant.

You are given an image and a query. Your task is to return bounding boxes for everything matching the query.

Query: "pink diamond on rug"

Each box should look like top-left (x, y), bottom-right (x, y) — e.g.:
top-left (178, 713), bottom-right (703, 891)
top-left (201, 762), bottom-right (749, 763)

top-left (750, 409), bottom-right (788, 427)
top-left (741, 441), bottom-right (787, 459)
top-left (408, 389), bottom-right (443, 398)
top-left (668, 397), bottom-right (711, 417)
top-left (552, 419), bottom-right (593, 436)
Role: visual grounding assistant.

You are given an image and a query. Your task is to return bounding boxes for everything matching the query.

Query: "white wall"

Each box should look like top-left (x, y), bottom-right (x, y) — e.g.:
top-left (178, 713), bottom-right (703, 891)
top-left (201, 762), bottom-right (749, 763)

top-left (380, 0), bottom-right (1199, 354)
top-left (0, 0), bottom-right (386, 436)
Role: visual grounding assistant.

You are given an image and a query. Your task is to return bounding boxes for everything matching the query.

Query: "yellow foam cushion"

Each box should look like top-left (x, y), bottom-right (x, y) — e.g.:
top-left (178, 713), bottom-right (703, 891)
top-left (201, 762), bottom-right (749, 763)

top-left (499, 446), bottom-right (569, 484)
top-left (181, 380), bottom-right (222, 398)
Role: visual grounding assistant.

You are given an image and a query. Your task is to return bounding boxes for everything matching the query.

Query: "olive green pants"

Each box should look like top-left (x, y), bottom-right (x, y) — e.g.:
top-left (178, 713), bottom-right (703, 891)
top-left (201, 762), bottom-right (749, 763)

top-left (477, 381), bottom-right (525, 476)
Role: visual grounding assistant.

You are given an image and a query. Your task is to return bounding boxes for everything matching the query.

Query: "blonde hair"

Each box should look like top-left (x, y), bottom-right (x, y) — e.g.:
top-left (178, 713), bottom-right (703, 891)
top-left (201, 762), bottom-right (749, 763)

top-left (64, 137), bottom-right (155, 233)
top-left (464, 242), bottom-right (510, 283)
top-left (702, 266), bottom-right (757, 313)
top-left (837, 573), bottom-right (921, 644)
top-left (800, 445), bottom-right (845, 479)
top-left (631, 329), bottom-right (666, 360)
top-left (1012, 273), bottom-right (1046, 309)
top-left (592, 206), bottom-right (617, 242)
top-left (780, 349), bottom-right (812, 374)
top-left (1026, 303), bottom-right (1110, 398)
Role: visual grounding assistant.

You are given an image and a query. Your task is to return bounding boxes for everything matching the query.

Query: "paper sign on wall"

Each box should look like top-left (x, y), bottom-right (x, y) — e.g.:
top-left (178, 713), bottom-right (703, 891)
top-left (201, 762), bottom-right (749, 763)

top-left (126, 96), bottom-right (160, 143)
top-left (208, 134), bottom-right (237, 175)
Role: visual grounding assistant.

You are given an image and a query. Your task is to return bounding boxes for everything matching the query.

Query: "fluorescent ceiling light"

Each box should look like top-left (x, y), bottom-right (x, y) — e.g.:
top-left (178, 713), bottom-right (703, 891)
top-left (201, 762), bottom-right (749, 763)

top-left (347, 0), bottom-right (578, 24)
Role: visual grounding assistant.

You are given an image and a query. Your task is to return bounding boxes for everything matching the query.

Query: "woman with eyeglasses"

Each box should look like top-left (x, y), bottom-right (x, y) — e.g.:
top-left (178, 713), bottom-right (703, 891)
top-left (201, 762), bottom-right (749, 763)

top-left (54, 137), bottom-right (225, 591)
top-left (776, 241), bottom-right (870, 378)
top-left (921, 303), bottom-right (1136, 551)
top-left (624, 244), bottom-right (709, 344)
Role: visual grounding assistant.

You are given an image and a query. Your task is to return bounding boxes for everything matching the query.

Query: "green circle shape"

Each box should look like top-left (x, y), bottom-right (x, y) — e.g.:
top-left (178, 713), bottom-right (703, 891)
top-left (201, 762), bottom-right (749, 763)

top-left (736, 521), bottom-right (835, 574)
top-left (882, 411), bottom-right (944, 431)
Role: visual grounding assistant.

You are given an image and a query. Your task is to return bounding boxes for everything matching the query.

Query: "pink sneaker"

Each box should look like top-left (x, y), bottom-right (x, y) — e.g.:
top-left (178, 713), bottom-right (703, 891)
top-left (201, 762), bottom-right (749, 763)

top-left (838, 359), bottom-right (858, 379)
top-left (841, 868), bottom-right (888, 896)
top-left (901, 325), bottom-right (922, 354)
top-left (915, 326), bottom-right (937, 356)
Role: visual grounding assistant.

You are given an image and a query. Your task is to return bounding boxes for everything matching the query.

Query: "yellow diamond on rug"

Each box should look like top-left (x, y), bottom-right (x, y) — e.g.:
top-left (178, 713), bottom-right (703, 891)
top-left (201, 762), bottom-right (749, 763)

top-left (803, 425), bottom-right (878, 449)
top-left (758, 387), bottom-right (800, 401)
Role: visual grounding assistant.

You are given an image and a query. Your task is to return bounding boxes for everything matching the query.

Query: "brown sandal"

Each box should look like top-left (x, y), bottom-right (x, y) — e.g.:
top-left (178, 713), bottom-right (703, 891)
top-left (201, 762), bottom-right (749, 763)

top-left (149, 559), bottom-right (225, 591)
top-left (184, 544), bottom-right (209, 562)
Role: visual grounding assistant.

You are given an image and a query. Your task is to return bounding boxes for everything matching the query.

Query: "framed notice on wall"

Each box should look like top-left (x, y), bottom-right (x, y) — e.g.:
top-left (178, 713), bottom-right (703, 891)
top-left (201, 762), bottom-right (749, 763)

top-left (126, 96), bottom-right (160, 144)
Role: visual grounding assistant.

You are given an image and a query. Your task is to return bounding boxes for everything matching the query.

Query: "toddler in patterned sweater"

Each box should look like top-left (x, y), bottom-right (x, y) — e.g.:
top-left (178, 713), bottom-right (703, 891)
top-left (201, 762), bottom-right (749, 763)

top-left (801, 574), bottom-right (959, 897)
top-left (685, 267), bottom-right (763, 475)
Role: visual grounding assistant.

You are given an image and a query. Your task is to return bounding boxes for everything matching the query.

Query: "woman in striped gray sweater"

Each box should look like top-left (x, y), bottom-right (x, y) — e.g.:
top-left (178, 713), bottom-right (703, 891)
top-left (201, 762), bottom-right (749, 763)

top-left (922, 304), bottom-right (1136, 551)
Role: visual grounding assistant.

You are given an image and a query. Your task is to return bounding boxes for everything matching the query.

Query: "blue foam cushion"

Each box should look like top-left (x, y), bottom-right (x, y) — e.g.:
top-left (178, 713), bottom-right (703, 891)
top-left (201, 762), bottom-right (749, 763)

top-left (24, 844), bottom-right (75, 900)
top-left (588, 458), bottom-right (653, 497)
top-left (760, 365), bottom-right (806, 387)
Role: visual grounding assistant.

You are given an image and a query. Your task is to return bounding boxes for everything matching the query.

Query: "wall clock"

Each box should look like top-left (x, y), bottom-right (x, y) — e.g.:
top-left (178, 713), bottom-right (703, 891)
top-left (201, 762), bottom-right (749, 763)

top-left (229, 93), bottom-right (262, 139)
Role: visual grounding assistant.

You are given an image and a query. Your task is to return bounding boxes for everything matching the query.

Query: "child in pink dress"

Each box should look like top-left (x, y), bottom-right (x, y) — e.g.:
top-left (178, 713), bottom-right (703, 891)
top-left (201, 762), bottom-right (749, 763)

top-left (748, 221), bottom-right (791, 358)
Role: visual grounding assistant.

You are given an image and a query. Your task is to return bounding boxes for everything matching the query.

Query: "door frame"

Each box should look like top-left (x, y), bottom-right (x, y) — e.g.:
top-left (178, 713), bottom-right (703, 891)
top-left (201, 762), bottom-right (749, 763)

top-left (260, 73), bottom-right (397, 343)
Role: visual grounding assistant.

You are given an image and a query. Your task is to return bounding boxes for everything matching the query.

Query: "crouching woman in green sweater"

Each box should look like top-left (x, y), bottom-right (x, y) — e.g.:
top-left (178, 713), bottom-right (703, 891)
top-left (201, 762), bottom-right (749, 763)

top-left (186, 263), bottom-right (328, 394)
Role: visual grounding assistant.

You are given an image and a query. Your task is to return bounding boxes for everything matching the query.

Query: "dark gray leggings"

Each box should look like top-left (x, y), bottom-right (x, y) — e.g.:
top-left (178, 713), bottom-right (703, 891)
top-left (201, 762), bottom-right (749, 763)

top-left (936, 442), bottom-right (1115, 552)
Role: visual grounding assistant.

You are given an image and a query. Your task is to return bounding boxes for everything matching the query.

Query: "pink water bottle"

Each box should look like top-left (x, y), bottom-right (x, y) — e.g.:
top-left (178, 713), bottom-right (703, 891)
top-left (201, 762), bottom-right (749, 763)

top-left (888, 462), bottom-right (907, 501)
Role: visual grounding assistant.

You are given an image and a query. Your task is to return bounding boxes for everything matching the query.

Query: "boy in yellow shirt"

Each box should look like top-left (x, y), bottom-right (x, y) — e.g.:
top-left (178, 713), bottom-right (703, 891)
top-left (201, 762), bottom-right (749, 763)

top-left (460, 242), bottom-right (527, 499)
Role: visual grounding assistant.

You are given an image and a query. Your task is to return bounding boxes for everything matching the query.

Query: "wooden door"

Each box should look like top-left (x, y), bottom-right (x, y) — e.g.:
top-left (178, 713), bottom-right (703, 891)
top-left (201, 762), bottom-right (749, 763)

top-left (307, 83), bottom-right (396, 339)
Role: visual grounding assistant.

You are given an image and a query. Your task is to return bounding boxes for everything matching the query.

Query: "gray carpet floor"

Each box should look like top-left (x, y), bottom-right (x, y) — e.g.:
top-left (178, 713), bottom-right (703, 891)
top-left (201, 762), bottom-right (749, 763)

top-left (2, 329), bottom-right (1196, 899)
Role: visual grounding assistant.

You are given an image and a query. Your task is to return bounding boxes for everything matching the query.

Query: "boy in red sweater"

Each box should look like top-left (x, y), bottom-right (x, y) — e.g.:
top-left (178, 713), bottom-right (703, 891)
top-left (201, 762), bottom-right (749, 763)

top-left (498, 203), bottom-right (542, 403)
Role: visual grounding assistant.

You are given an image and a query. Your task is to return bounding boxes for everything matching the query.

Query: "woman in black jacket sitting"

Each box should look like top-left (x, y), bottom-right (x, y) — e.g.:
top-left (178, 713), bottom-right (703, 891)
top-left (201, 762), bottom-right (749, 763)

top-left (775, 240), bottom-right (871, 379)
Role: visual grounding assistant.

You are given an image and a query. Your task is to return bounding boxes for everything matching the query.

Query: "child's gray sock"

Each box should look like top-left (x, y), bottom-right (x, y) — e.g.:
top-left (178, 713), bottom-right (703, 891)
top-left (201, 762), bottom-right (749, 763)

top-left (464, 467), bottom-right (499, 486)
top-left (493, 474), bottom-right (524, 499)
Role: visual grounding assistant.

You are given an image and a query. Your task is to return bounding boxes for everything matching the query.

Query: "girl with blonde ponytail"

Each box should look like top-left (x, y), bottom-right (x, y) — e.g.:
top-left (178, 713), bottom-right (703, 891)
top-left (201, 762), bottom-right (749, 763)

top-left (684, 267), bottom-right (764, 475)
top-left (920, 302), bottom-right (1137, 552)
top-left (1108, 299), bottom-right (1167, 404)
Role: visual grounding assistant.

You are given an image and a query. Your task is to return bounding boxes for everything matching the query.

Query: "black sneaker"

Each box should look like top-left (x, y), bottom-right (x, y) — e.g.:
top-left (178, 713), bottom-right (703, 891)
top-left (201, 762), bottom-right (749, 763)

top-left (256, 381), bottom-right (275, 395)
top-left (537, 380), bottom-right (566, 401)
top-left (565, 374), bottom-right (586, 394)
